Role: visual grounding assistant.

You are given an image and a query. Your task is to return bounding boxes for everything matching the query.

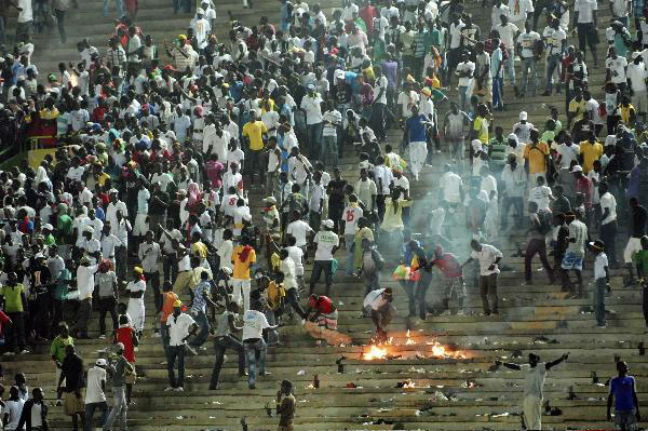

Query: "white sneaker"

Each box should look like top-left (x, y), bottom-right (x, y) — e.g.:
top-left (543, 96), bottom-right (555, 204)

top-left (98, 334), bottom-right (106, 339)
top-left (173, 386), bottom-right (184, 392)
top-left (164, 386), bottom-right (175, 392)
top-left (19, 349), bottom-right (30, 355)
top-left (300, 319), bottom-right (306, 326)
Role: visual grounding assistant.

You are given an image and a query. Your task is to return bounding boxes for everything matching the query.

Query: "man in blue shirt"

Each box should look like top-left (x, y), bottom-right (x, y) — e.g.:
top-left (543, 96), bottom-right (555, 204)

top-left (405, 105), bottom-right (429, 181)
top-left (608, 360), bottom-right (641, 430)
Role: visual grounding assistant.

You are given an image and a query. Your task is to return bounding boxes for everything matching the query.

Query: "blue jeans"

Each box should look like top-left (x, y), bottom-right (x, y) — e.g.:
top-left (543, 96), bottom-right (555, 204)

top-left (244, 338), bottom-right (266, 387)
top-left (104, 0), bottom-right (124, 17)
top-left (173, 0), bottom-right (191, 13)
top-left (520, 57), bottom-right (537, 96)
top-left (103, 387), bottom-right (127, 431)
top-left (492, 77), bottom-right (503, 109)
top-left (594, 278), bottom-right (606, 326)
top-left (85, 401), bottom-right (108, 431)
top-left (545, 54), bottom-right (561, 93)
top-left (458, 85), bottom-right (470, 111)
top-left (345, 234), bottom-right (355, 275)
top-left (167, 345), bottom-right (186, 388)
top-left (189, 310), bottom-right (210, 348)
top-left (505, 49), bottom-right (516, 86)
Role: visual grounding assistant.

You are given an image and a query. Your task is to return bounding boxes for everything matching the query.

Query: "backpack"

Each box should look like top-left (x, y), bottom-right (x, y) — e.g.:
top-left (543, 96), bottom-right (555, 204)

top-left (537, 210), bottom-right (553, 235)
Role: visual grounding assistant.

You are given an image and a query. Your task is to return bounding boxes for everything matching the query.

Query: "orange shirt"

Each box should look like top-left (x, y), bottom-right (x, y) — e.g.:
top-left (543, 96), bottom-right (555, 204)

top-left (232, 245), bottom-right (256, 280)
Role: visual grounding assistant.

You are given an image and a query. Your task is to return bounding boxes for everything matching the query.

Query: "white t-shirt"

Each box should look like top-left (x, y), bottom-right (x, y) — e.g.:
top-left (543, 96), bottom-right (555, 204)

top-left (600, 191), bottom-right (617, 224)
top-left (575, 0), bottom-right (598, 23)
top-left (167, 312), bottom-right (196, 346)
top-left (286, 220), bottom-right (313, 247)
top-left (516, 31), bottom-right (541, 58)
top-left (286, 245), bottom-right (305, 276)
top-left (594, 252), bottom-right (609, 279)
top-left (314, 230), bottom-right (339, 261)
top-left (606, 56), bottom-right (628, 84)
top-left (4, 399), bottom-right (25, 430)
top-left (456, 61), bottom-right (475, 87)
top-left (528, 185), bottom-right (554, 212)
top-left (440, 172), bottom-right (463, 203)
top-left (448, 21), bottom-right (466, 49)
top-left (471, 244), bottom-right (503, 275)
top-left (86, 366), bottom-right (107, 404)
top-left (373, 75), bottom-right (388, 104)
top-left (242, 309), bottom-right (270, 340)
top-left (17, 0), bottom-right (33, 23)
top-left (495, 22), bottom-right (519, 49)
top-left (342, 205), bottom-right (364, 235)
top-left (556, 143), bottom-right (580, 169)
top-left (520, 363), bottom-right (548, 398)
top-left (545, 27), bottom-right (567, 55)
top-left (627, 62), bottom-right (648, 93)
top-left (300, 93), bottom-right (324, 125)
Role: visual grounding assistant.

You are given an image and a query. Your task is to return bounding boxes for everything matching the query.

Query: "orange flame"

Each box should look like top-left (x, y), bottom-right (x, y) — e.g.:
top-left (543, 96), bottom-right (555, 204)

top-left (402, 380), bottom-right (416, 388)
top-left (363, 344), bottom-right (389, 360)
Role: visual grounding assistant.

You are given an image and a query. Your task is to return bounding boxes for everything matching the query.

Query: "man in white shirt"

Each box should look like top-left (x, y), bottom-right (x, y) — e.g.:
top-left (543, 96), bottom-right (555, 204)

top-left (516, 21), bottom-right (541, 96)
top-left (300, 84), bottom-right (324, 159)
top-left (310, 219), bottom-right (339, 296)
top-left (500, 154), bottom-right (526, 230)
top-left (574, 0), bottom-right (599, 65)
top-left (455, 53), bottom-right (475, 111)
top-left (599, 181), bottom-right (619, 267)
top-left (605, 47), bottom-right (628, 91)
top-left (166, 300), bottom-right (198, 391)
top-left (16, 0), bottom-right (33, 43)
top-left (242, 300), bottom-right (277, 389)
top-left (627, 53), bottom-right (648, 119)
top-left (363, 287), bottom-right (395, 341)
top-left (322, 101), bottom-right (342, 169)
top-left (72, 256), bottom-right (99, 338)
top-left (495, 14), bottom-right (519, 89)
top-left (342, 195), bottom-right (364, 275)
top-left (85, 358), bottom-right (108, 429)
top-left (508, 0), bottom-right (534, 30)
top-left (542, 18), bottom-right (567, 95)
top-left (495, 352), bottom-right (569, 431)
top-left (462, 240), bottom-right (503, 315)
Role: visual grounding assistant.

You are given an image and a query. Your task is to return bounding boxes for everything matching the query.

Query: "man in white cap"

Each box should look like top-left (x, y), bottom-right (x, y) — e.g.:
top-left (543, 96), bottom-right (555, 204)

top-left (76, 226), bottom-right (101, 264)
top-left (85, 358), bottom-right (108, 431)
top-left (309, 219), bottom-right (339, 297)
top-left (190, 7), bottom-right (211, 49)
top-left (72, 256), bottom-right (99, 339)
top-left (512, 111), bottom-right (535, 144)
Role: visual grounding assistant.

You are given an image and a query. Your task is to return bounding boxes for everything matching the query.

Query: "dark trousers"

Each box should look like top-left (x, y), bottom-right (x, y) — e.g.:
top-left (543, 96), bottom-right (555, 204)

top-left (601, 221), bottom-right (619, 266)
top-left (210, 335), bottom-right (245, 389)
top-left (34, 293), bottom-right (51, 338)
top-left (84, 401), bottom-right (108, 431)
top-left (643, 286), bottom-right (648, 327)
top-left (98, 297), bottom-right (118, 335)
top-left (163, 254), bottom-right (177, 282)
top-left (54, 9), bottom-right (66, 43)
top-left (173, 0), bottom-right (191, 12)
top-left (479, 274), bottom-right (499, 314)
top-left (167, 345), bottom-right (186, 388)
top-left (145, 271), bottom-right (162, 312)
top-left (416, 273), bottom-right (433, 319)
top-left (309, 260), bottom-right (333, 296)
top-left (525, 238), bottom-right (554, 282)
top-left (246, 149), bottom-right (265, 184)
top-left (72, 298), bottom-right (92, 337)
top-left (6, 311), bottom-right (26, 351)
top-left (399, 280), bottom-right (416, 317)
top-left (501, 196), bottom-right (524, 229)
top-left (284, 288), bottom-right (306, 318)
top-left (577, 22), bottom-right (598, 63)
top-left (306, 122), bottom-right (323, 160)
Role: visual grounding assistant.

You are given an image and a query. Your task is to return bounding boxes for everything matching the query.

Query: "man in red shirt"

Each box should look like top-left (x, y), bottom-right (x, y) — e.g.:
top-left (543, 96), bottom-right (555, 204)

top-left (428, 245), bottom-right (466, 315)
top-left (114, 315), bottom-right (137, 404)
top-left (306, 295), bottom-right (338, 330)
top-left (572, 165), bottom-right (593, 226)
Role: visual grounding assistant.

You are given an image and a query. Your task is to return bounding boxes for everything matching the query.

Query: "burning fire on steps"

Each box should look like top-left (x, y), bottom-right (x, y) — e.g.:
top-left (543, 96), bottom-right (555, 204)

top-left (362, 330), bottom-right (469, 361)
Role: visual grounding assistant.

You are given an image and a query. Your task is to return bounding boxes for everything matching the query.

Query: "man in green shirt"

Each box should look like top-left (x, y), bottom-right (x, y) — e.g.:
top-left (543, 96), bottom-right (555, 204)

top-left (51, 322), bottom-right (74, 404)
top-left (0, 271), bottom-right (28, 354)
top-left (56, 203), bottom-right (74, 259)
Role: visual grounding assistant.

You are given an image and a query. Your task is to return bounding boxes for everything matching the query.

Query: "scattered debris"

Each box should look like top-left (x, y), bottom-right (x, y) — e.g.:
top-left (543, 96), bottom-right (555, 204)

top-left (345, 382), bottom-right (357, 388)
top-left (297, 369), bottom-right (306, 376)
top-left (395, 380), bottom-right (416, 389)
top-left (639, 342), bottom-right (645, 356)
top-left (567, 386), bottom-right (577, 400)
top-left (591, 371), bottom-right (599, 384)
top-left (336, 357), bottom-right (346, 374)
top-left (533, 336), bottom-right (558, 344)
top-left (511, 349), bottom-right (523, 358)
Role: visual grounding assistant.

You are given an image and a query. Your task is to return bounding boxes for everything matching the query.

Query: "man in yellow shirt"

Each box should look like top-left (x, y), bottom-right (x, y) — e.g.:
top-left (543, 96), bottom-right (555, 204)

top-left (523, 129), bottom-right (550, 185)
top-left (472, 104), bottom-right (490, 146)
top-left (231, 239), bottom-right (257, 312)
top-left (242, 109), bottom-right (268, 186)
top-left (567, 89), bottom-right (587, 127)
top-left (579, 133), bottom-right (603, 174)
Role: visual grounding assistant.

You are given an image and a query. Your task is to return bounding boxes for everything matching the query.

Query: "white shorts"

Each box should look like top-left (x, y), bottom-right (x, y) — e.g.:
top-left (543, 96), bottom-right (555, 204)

top-left (133, 213), bottom-right (149, 236)
top-left (624, 237), bottom-right (643, 264)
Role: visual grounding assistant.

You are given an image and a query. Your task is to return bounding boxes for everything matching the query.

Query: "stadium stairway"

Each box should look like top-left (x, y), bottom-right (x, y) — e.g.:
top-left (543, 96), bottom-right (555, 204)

top-left (3, 0), bottom-right (644, 430)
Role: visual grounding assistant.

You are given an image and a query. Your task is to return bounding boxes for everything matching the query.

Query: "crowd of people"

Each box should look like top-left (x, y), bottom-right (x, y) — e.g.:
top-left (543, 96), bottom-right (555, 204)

top-left (0, 0), bottom-right (645, 429)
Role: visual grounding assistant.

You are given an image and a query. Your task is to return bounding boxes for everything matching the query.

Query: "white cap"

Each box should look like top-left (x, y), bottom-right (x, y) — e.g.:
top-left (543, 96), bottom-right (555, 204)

top-left (95, 358), bottom-right (108, 366)
top-left (471, 139), bottom-right (483, 153)
top-left (83, 226), bottom-right (95, 233)
top-left (604, 135), bottom-right (617, 147)
top-left (571, 165), bottom-right (583, 173)
top-left (43, 223), bottom-right (54, 230)
top-left (196, 7), bottom-right (205, 14)
top-left (322, 219), bottom-right (334, 229)
top-left (519, 111), bottom-right (528, 121)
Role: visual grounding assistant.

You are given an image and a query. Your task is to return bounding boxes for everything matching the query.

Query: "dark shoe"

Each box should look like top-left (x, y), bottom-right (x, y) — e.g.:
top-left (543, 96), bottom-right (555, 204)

top-left (209, 385), bottom-right (219, 390)
top-left (249, 384), bottom-right (256, 389)
top-left (541, 91), bottom-right (551, 96)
